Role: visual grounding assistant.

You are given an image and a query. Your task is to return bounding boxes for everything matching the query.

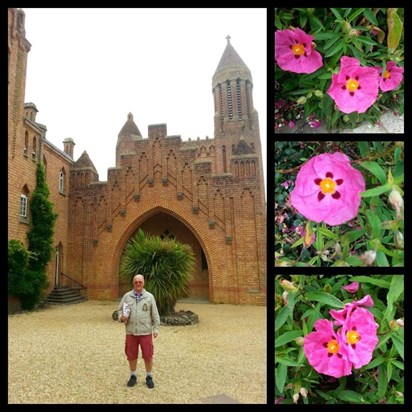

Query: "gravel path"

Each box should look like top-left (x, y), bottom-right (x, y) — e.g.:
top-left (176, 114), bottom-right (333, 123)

top-left (8, 300), bottom-right (266, 404)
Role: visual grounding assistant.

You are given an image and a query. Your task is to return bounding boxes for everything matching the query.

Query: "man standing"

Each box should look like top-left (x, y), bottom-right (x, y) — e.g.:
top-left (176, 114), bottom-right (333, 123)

top-left (118, 274), bottom-right (160, 389)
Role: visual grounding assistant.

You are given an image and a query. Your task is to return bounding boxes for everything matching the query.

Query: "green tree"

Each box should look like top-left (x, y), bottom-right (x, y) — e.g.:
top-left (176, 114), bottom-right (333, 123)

top-left (12, 161), bottom-right (58, 310)
top-left (119, 229), bottom-right (195, 316)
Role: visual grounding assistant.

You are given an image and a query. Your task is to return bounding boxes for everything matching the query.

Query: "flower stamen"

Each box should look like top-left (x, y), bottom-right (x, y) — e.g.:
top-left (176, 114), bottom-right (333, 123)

top-left (346, 330), bottom-right (361, 345)
top-left (326, 339), bottom-right (340, 354)
top-left (291, 43), bottom-right (305, 57)
top-left (346, 78), bottom-right (360, 92)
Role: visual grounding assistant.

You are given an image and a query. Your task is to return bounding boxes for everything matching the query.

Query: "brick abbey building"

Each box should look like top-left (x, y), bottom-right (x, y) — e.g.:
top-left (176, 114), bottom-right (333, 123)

top-left (8, 8), bottom-right (266, 305)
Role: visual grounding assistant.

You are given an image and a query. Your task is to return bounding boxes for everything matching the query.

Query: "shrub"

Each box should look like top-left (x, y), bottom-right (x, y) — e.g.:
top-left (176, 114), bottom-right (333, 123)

top-left (119, 229), bottom-right (195, 316)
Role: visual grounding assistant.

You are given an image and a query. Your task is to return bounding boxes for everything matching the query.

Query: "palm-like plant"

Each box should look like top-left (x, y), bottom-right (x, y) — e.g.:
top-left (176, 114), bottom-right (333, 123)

top-left (119, 229), bottom-right (195, 316)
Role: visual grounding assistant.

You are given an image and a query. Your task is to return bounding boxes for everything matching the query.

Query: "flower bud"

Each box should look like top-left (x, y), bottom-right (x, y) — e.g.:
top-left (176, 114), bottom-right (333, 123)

top-left (279, 279), bottom-right (298, 292)
top-left (394, 391), bottom-right (404, 398)
top-left (294, 336), bottom-right (304, 346)
top-left (388, 189), bottom-right (404, 219)
top-left (343, 115), bottom-right (350, 123)
top-left (389, 319), bottom-right (400, 330)
top-left (300, 387), bottom-right (308, 398)
top-left (396, 318), bottom-right (404, 327)
top-left (293, 393), bottom-right (300, 404)
top-left (394, 231), bottom-right (404, 249)
top-left (314, 89), bottom-right (323, 97)
top-left (360, 250), bottom-right (376, 266)
top-left (282, 291), bottom-right (288, 306)
top-left (323, 284), bottom-right (332, 293)
top-left (296, 96), bottom-right (307, 105)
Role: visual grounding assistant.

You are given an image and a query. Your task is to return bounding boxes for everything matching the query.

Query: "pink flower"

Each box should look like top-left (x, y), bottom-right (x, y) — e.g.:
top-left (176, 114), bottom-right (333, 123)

top-left (275, 28), bottom-right (323, 74)
top-left (342, 281), bottom-right (359, 294)
top-left (290, 152), bottom-right (365, 226)
top-left (303, 319), bottom-right (352, 378)
top-left (327, 56), bottom-right (379, 113)
top-left (373, 61), bottom-right (404, 92)
top-left (330, 295), bottom-right (378, 369)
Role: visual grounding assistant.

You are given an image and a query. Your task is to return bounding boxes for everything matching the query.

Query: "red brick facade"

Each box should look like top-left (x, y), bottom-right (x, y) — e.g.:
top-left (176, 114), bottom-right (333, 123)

top-left (8, 9), bottom-right (266, 305)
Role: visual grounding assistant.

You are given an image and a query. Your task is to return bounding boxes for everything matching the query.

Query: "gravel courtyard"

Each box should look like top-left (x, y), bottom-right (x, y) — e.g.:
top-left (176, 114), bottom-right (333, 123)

top-left (8, 300), bottom-right (266, 404)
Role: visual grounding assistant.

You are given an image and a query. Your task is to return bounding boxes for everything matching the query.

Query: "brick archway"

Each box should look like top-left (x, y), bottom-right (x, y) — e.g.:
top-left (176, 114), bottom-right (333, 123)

top-left (118, 211), bottom-right (209, 300)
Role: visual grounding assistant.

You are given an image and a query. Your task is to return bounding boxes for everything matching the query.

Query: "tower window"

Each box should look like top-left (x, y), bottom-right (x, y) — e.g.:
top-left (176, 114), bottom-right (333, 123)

top-left (219, 85), bottom-right (224, 120)
top-left (227, 81), bottom-right (233, 120)
top-left (236, 79), bottom-right (242, 120)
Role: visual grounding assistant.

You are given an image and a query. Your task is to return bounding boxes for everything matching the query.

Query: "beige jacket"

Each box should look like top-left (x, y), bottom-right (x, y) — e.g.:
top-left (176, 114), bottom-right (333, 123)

top-left (117, 289), bottom-right (160, 336)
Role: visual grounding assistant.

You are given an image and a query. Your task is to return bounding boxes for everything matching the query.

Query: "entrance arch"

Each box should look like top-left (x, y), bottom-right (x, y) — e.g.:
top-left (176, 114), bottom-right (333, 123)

top-left (117, 209), bottom-right (210, 301)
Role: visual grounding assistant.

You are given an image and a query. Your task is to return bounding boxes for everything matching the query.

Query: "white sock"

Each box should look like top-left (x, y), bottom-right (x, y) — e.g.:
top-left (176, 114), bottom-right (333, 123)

top-left (131, 371), bottom-right (137, 377)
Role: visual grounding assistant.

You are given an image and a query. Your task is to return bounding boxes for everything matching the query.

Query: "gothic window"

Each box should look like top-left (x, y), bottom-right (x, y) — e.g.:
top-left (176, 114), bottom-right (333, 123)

top-left (160, 229), bottom-right (175, 241)
top-left (32, 136), bottom-right (37, 160)
top-left (236, 79), bottom-right (242, 120)
top-left (226, 81), bottom-right (233, 120)
top-left (24, 131), bottom-right (29, 156)
top-left (20, 194), bottom-right (28, 217)
top-left (219, 85), bottom-right (224, 120)
top-left (222, 145), bottom-right (227, 173)
top-left (59, 169), bottom-right (65, 193)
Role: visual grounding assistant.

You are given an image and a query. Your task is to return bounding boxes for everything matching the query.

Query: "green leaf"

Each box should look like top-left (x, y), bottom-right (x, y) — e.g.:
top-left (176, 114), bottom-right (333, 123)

top-left (347, 8), bottom-right (365, 23)
top-left (324, 35), bottom-right (341, 50)
top-left (366, 209), bottom-right (381, 238)
top-left (275, 305), bottom-right (290, 332)
top-left (314, 32), bottom-right (337, 40)
top-left (324, 39), bottom-right (345, 57)
top-left (305, 291), bottom-right (344, 308)
top-left (375, 250), bottom-right (390, 267)
top-left (391, 359), bottom-right (404, 370)
top-left (343, 229), bottom-right (366, 243)
top-left (309, 15), bottom-right (325, 30)
top-left (317, 226), bottom-right (339, 240)
top-left (275, 363), bottom-right (287, 393)
top-left (358, 141), bottom-right (370, 157)
top-left (291, 237), bottom-right (304, 248)
top-left (336, 390), bottom-right (367, 403)
top-left (384, 275), bottom-right (404, 322)
top-left (360, 183), bottom-right (392, 197)
top-left (359, 161), bottom-right (387, 185)
top-left (275, 356), bottom-right (299, 367)
top-left (357, 35), bottom-right (378, 46)
top-left (330, 8), bottom-right (343, 20)
top-left (275, 330), bottom-right (302, 348)
top-left (350, 275), bottom-right (391, 288)
top-left (348, 43), bottom-right (366, 64)
top-left (364, 8), bottom-right (379, 26)
top-left (391, 333), bottom-right (404, 360)
top-left (345, 256), bottom-right (363, 266)
top-left (377, 364), bottom-right (387, 399)
top-left (363, 355), bottom-right (385, 370)
top-left (317, 72), bottom-right (332, 80)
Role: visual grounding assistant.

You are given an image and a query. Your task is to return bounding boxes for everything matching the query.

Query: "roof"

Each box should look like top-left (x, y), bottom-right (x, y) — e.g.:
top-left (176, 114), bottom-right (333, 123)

top-left (212, 35), bottom-right (252, 88)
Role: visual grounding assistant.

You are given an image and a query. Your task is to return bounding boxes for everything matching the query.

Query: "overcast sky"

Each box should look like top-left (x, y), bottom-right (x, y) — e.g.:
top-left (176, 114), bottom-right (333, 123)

top-left (23, 8), bottom-right (267, 197)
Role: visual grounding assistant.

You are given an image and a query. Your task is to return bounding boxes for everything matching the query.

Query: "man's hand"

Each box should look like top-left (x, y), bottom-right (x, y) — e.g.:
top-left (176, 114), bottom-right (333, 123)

top-left (153, 332), bottom-right (158, 338)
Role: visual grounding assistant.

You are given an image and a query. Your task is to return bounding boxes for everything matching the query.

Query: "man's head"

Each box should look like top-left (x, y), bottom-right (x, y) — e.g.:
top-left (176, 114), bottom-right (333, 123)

top-left (133, 274), bottom-right (144, 293)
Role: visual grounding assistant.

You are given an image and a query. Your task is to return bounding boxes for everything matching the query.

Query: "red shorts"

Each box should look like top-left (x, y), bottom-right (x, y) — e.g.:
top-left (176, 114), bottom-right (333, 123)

top-left (125, 334), bottom-right (154, 361)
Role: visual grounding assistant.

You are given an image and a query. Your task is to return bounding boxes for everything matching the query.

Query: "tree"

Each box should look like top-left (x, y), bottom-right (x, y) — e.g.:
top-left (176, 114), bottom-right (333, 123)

top-left (119, 229), bottom-right (195, 316)
top-left (18, 162), bottom-right (58, 310)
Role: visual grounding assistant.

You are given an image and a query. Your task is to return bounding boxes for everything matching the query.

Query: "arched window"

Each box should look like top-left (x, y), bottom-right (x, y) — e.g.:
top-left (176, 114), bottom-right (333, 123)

top-left (59, 169), bottom-right (65, 193)
top-left (32, 136), bottom-right (37, 160)
top-left (24, 131), bottom-right (29, 156)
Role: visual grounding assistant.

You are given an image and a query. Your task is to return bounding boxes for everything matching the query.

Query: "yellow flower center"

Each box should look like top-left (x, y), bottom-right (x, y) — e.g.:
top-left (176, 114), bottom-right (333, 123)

top-left (327, 339), bottom-right (340, 354)
top-left (319, 178), bottom-right (336, 194)
top-left (346, 79), bottom-right (359, 92)
top-left (383, 70), bottom-right (391, 79)
top-left (346, 330), bottom-right (361, 345)
top-left (292, 43), bottom-right (305, 56)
